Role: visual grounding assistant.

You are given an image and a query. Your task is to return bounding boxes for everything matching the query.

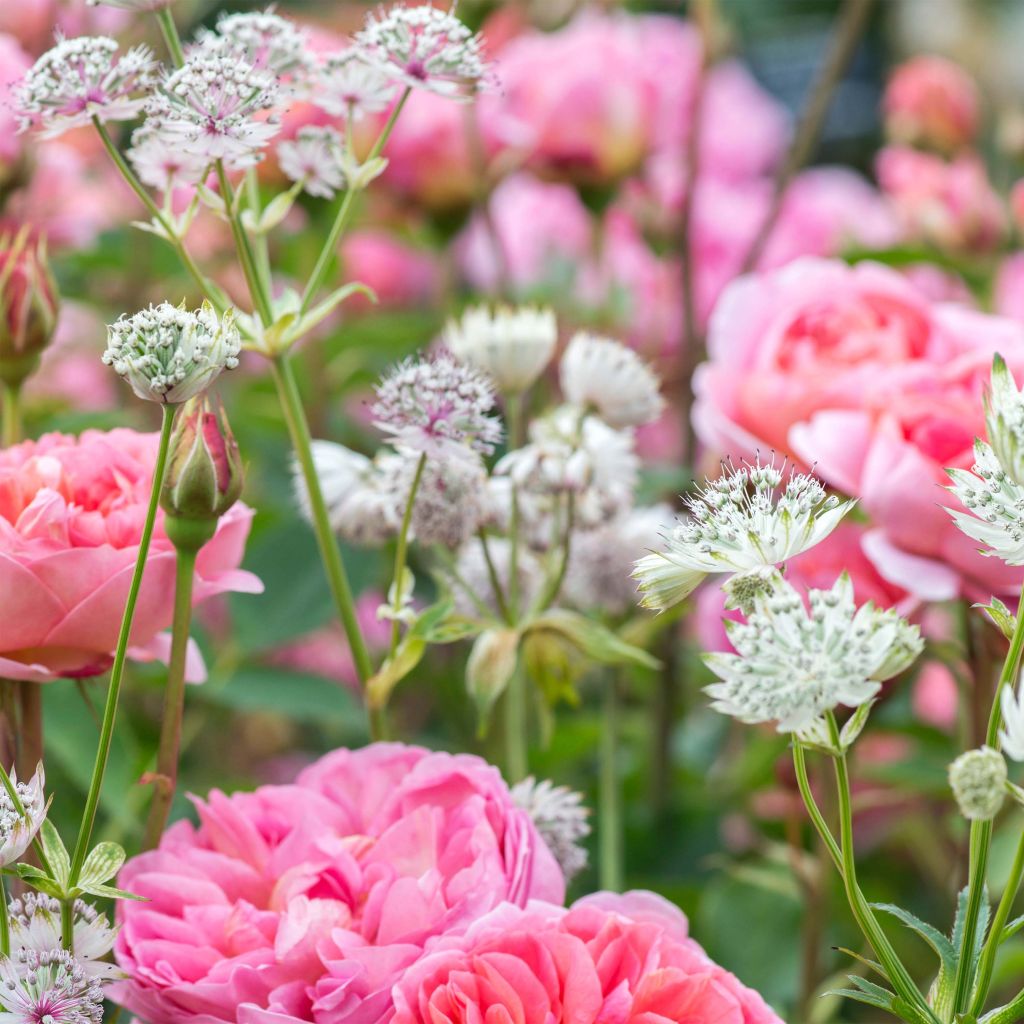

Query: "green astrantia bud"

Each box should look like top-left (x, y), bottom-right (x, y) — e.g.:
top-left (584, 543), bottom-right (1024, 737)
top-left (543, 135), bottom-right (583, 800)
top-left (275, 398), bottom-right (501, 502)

top-left (0, 227), bottom-right (59, 388)
top-left (949, 746), bottom-right (1007, 821)
top-left (160, 396), bottom-right (243, 551)
top-left (985, 354), bottom-right (1024, 486)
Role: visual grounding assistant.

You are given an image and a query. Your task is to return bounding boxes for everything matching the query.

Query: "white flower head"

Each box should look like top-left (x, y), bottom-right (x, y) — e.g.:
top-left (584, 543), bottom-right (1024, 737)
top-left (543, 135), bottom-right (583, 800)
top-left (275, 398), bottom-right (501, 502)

top-left (103, 301), bottom-right (241, 404)
top-left (511, 776), bottom-right (590, 883)
top-left (559, 332), bottom-right (664, 429)
top-left (8, 895), bottom-right (119, 981)
top-left (0, 764), bottom-right (46, 868)
top-left (197, 9), bottom-right (314, 84)
top-left (127, 125), bottom-right (210, 192)
top-left (446, 305), bottom-right (558, 394)
top-left (315, 50), bottom-right (396, 120)
top-left (145, 52), bottom-right (279, 171)
top-left (0, 949), bottom-right (103, 1024)
top-left (355, 4), bottom-right (488, 98)
top-left (947, 439), bottom-right (1024, 565)
top-left (703, 572), bottom-right (922, 733)
top-left (372, 353), bottom-right (503, 461)
top-left (277, 126), bottom-right (344, 199)
top-left (1000, 684), bottom-right (1024, 762)
top-left (949, 746), bottom-right (1007, 821)
top-left (633, 459), bottom-right (855, 613)
top-left (16, 36), bottom-right (156, 138)
top-left (985, 354), bottom-right (1024, 486)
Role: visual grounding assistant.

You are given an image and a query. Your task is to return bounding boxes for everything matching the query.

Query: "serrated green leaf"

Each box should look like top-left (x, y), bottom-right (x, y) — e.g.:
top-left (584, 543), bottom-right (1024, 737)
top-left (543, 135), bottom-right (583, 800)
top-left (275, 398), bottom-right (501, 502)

top-left (8, 863), bottom-right (65, 899)
top-left (78, 881), bottom-right (146, 901)
top-left (872, 902), bottom-right (956, 970)
top-left (80, 842), bottom-right (126, 887)
top-left (39, 820), bottom-right (70, 888)
top-left (834, 946), bottom-right (887, 979)
top-left (827, 985), bottom-right (897, 1012)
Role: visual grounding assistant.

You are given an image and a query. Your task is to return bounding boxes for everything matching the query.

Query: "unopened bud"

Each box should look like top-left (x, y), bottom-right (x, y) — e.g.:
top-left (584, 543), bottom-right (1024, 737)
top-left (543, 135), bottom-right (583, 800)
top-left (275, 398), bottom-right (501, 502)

top-left (0, 228), bottom-right (59, 388)
top-left (949, 746), bottom-right (1007, 821)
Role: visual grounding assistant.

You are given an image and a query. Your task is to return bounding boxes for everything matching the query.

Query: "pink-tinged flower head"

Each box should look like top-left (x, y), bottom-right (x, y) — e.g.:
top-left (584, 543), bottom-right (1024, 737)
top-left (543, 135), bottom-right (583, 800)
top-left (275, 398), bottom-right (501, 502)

top-left (0, 949), bottom-right (104, 1024)
top-left (315, 50), bottom-right (396, 120)
top-left (126, 124), bottom-right (209, 192)
top-left (16, 35), bottom-right (156, 138)
top-left (278, 126), bottom-right (344, 199)
top-left (0, 428), bottom-right (261, 682)
top-left (884, 55), bottom-right (980, 153)
top-left (113, 743), bottom-right (565, 1023)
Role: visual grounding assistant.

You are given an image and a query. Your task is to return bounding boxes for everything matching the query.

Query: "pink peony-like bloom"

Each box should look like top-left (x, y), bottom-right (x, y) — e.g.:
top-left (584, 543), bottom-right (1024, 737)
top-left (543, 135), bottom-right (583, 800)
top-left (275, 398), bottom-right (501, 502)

top-left (113, 744), bottom-right (565, 1024)
top-left (392, 890), bottom-right (782, 1024)
top-left (340, 232), bottom-right (440, 311)
top-left (0, 429), bottom-right (261, 682)
top-left (883, 55), bottom-right (979, 153)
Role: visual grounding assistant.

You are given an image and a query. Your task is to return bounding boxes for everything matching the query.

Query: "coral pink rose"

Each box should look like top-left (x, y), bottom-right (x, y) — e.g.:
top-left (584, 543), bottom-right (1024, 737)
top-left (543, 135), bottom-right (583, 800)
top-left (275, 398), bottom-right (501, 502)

top-left (393, 891), bottom-right (782, 1024)
top-left (340, 232), bottom-right (440, 311)
top-left (0, 429), bottom-right (261, 682)
top-left (113, 744), bottom-right (565, 1024)
top-left (883, 55), bottom-right (979, 153)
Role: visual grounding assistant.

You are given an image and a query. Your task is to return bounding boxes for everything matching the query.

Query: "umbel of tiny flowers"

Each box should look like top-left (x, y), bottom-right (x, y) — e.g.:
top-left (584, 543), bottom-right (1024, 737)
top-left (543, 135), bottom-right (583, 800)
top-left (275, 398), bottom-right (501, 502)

top-left (196, 10), bottom-right (314, 83)
top-left (103, 301), bottom-right (241, 405)
top-left (7, 895), bottom-right (119, 980)
top-left (949, 747), bottom-right (1008, 821)
top-left (703, 572), bottom-right (924, 733)
top-left (315, 50), bottom-right (396, 120)
top-left (15, 36), bottom-right (156, 138)
top-left (946, 439), bottom-right (1024, 564)
top-left (984, 354), bottom-right (1024, 487)
top-left (560, 332), bottom-right (665, 429)
top-left (511, 776), bottom-right (591, 883)
top-left (372, 353), bottom-right (503, 461)
top-left (127, 125), bottom-right (210, 194)
top-left (0, 764), bottom-right (46, 867)
top-left (356, 4), bottom-right (488, 98)
top-left (446, 305), bottom-right (558, 394)
top-left (278, 127), bottom-right (345, 199)
top-left (0, 949), bottom-right (104, 1023)
top-left (633, 459), bottom-right (856, 613)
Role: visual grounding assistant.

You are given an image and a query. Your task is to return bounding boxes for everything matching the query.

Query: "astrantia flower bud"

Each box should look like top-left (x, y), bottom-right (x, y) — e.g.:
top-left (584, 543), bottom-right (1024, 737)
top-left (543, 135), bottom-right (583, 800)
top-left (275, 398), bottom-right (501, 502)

top-left (984, 354), bottom-right (1024, 485)
top-left (0, 763), bottom-right (47, 867)
top-left (160, 396), bottom-right (243, 543)
top-left (0, 229), bottom-right (59, 387)
top-left (949, 746), bottom-right (1007, 821)
top-left (103, 301), bottom-right (241, 404)
top-left (511, 776), bottom-right (590, 883)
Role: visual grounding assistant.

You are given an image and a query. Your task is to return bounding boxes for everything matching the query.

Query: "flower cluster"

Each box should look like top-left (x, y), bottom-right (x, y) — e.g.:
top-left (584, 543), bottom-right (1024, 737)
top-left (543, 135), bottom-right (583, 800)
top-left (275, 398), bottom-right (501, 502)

top-left (0, 765), bottom-right (46, 867)
top-left (0, 949), bottom-right (104, 1024)
top-left (511, 775), bottom-right (591, 882)
top-left (316, 50), bottom-right (396, 120)
top-left (277, 126), bottom-right (345, 199)
top-left (196, 9), bottom-right (313, 83)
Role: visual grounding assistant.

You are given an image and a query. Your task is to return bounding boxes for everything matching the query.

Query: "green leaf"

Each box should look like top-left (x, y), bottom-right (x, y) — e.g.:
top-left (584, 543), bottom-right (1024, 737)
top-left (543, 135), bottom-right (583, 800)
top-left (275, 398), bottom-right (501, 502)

top-left (465, 628), bottom-right (519, 730)
top-left (366, 636), bottom-right (426, 711)
top-left (39, 820), bottom-right (70, 889)
top-left (527, 609), bottom-right (660, 671)
top-left (872, 902), bottom-right (956, 971)
top-left (8, 864), bottom-right (64, 900)
top-left (975, 598), bottom-right (1017, 641)
top-left (1000, 913), bottom-right (1024, 944)
top-left (834, 947), bottom-right (887, 979)
top-left (79, 842), bottom-right (126, 887)
top-left (79, 881), bottom-right (146, 901)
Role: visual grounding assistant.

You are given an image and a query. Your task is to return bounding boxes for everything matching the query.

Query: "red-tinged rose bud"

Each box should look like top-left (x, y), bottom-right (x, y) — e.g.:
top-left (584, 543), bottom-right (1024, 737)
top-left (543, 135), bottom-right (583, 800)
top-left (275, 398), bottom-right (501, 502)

top-left (161, 395), bottom-right (244, 551)
top-left (0, 227), bottom-right (59, 387)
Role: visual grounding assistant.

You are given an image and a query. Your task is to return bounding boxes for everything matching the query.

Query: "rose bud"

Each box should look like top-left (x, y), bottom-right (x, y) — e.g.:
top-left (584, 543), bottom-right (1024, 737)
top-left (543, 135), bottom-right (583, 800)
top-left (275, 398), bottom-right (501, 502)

top-left (0, 228), bottom-right (59, 388)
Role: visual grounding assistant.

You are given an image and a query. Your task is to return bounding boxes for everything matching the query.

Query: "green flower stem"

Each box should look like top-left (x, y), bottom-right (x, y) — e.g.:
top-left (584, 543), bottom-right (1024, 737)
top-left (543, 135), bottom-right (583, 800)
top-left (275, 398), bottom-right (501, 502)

top-left (791, 739), bottom-right (843, 873)
top-left (2, 381), bottom-right (20, 447)
top-left (388, 452), bottom-right (428, 660)
top-left (155, 6), bottom-right (186, 68)
top-left (599, 672), bottom-right (624, 891)
top-left (0, 875), bottom-right (9, 957)
top-left (478, 530), bottom-right (511, 625)
top-left (503, 657), bottom-right (528, 784)
top-left (534, 492), bottom-right (575, 613)
top-left (142, 543), bottom-right (202, 851)
top-left (827, 714), bottom-right (940, 1024)
top-left (245, 169), bottom-right (274, 294)
top-left (984, 988), bottom-right (1024, 1024)
top-left (971, 825), bottom-right (1024, 1017)
top-left (299, 87), bottom-right (411, 315)
top-left (954, 581), bottom-right (1024, 1016)
top-left (505, 393), bottom-right (526, 618)
top-left (269, 354), bottom-right (374, 697)
top-left (433, 547), bottom-right (491, 619)
top-left (67, 405), bottom-right (176, 886)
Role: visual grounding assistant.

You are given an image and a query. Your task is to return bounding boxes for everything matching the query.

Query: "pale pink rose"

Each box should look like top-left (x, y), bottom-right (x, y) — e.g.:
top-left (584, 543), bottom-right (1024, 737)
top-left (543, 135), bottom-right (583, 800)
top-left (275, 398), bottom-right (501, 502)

top-left (995, 252), bottom-right (1024, 326)
top-left (883, 55), bottom-right (979, 153)
top-left (113, 744), bottom-right (565, 1024)
top-left (392, 891), bottom-right (782, 1024)
top-left (0, 34), bottom-right (32, 170)
top-left (876, 146), bottom-right (1005, 251)
top-left (340, 232), bottom-right (440, 311)
top-left (0, 429), bottom-right (262, 682)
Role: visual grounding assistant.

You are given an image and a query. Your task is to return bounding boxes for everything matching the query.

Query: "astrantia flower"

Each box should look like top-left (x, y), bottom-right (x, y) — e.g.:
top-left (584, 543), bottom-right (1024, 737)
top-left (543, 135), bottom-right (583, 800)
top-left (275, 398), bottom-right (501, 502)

top-left (315, 50), bottom-right (396, 120)
top-left (16, 36), bottom-right (156, 138)
top-left (0, 949), bottom-right (103, 1023)
top-left (145, 53), bottom-right (279, 170)
top-left (949, 746), bottom-right (1007, 821)
top-left (560, 331), bottom-right (664, 429)
top-left (1001, 684), bottom-right (1024, 762)
top-left (356, 5), bottom-right (488, 98)
top-left (8, 895), bottom-right (119, 981)
top-left (947, 440), bottom-right (1024, 565)
top-left (511, 776), bottom-right (590, 883)
top-left (103, 301), bottom-right (241, 405)
top-left (985, 354), bottom-right (1024, 486)
top-left (0, 764), bottom-right (46, 867)
top-left (703, 573), bottom-right (922, 732)
top-left (633, 460), bottom-right (855, 613)
top-left (446, 305), bottom-right (557, 393)
top-left (372, 354), bottom-right (503, 460)
top-left (277, 126), bottom-right (344, 199)
top-left (195, 10), bottom-right (313, 88)
top-left (127, 125), bottom-right (210, 192)
top-left (448, 537), bottom-right (543, 618)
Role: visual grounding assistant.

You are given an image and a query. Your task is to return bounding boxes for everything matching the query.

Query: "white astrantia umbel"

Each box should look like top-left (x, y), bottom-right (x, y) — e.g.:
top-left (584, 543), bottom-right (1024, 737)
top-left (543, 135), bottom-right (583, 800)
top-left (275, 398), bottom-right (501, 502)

top-left (197, 10), bottom-right (313, 83)
top-left (277, 127), bottom-right (344, 199)
top-left (16, 36), bottom-right (156, 138)
top-left (985, 354), bottom-right (1024, 486)
top-left (633, 460), bottom-right (855, 613)
top-left (127, 125), bottom-right (210, 193)
top-left (949, 746), bottom-right (1007, 821)
top-left (0, 765), bottom-right (46, 868)
top-left (511, 776), bottom-right (591, 883)
top-left (145, 53), bottom-right (279, 170)
top-left (316, 50), bottom-right (396, 120)
top-left (1000, 684), bottom-right (1024, 762)
top-left (8, 895), bottom-right (119, 981)
top-left (559, 332), bottom-right (664, 429)
top-left (947, 440), bottom-right (1024, 565)
top-left (446, 306), bottom-right (558, 394)
top-left (0, 949), bottom-right (104, 1023)
top-left (356, 4), bottom-right (488, 98)
top-left (103, 301), bottom-right (241, 405)
top-left (703, 572), bottom-right (923, 733)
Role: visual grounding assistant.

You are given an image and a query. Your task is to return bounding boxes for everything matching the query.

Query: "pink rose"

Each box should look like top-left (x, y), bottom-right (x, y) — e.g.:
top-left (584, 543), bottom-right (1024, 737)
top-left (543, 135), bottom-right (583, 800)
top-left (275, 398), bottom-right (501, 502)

top-left (883, 55), bottom-right (979, 153)
top-left (0, 34), bottom-right (32, 169)
top-left (339, 232), bottom-right (440, 311)
top-left (392, 891), bottom-right (782, 1024)
top-left (0, 429), bottom-right (261, 682)
top-left (113, 744), bottom-right (565, 1024)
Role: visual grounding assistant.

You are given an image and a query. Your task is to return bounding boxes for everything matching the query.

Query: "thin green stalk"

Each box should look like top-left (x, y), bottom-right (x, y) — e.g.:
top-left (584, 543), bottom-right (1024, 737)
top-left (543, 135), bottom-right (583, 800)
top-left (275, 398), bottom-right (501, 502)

top-left (534, 493), bottom-right (574, 612)
top-left (971, 825), bottom-right (1024, 1016)
top-left (599, 672), bottom-right (624, 891)
top-left (389, 452), bottom-right (428, 656)
top-left (2, 381), bottom-right (20, 447)
top-left (506, 394), bottom-right (526, 618)
top-left (68, 406), bottom-right (175, 886)
top-left (245, 169), bottom-right (274, 294)
top-left (61, 899), bottom-right (73, 952)
top-left (300, 87), bottom-right (411, 314)
top-left (503, 658), bottom-right (528, 784)
top-left (433, 547), bottom-right (492, 619)
top-left (0, 875), bottom-right (9, 957)
top-left (155, 6), bottom-right (185, 67)
top-left (142, 547), bottom-right (198, 850)
top-left (792, 739), bottom-right (843, 873)
top-left (478, 530), bottom-right (512, 625)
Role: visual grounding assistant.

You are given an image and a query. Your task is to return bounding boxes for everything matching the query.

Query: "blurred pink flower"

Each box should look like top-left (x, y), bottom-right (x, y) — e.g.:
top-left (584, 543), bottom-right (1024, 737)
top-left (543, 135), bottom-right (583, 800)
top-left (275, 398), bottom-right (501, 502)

top-left (995, 252), bottom-right (1024, 326)
top-left (913, 661), bottom-right (959, 730)
top-left (0, 429), bottom-right (261, 682)
top-left (883, 55), bottom-right (979, 153)
top-left (113, 743), bottom-right (565, 1024)
top-left (393, 891), bottom-right (782, 1024)
top-left (0, 34), bottom-right (32, 170)
top-left (340, 231), bottom-right (440, 311)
